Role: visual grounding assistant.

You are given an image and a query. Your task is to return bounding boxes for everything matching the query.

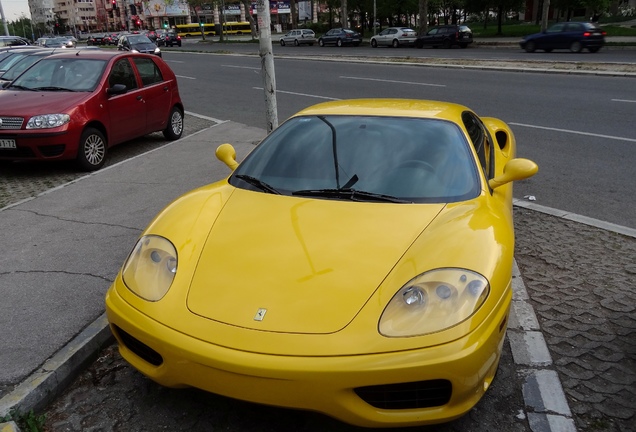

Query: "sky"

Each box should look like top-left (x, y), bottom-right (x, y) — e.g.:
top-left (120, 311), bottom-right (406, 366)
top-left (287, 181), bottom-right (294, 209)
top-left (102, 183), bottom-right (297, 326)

top-left (1, 0), bottom-right (31, 23)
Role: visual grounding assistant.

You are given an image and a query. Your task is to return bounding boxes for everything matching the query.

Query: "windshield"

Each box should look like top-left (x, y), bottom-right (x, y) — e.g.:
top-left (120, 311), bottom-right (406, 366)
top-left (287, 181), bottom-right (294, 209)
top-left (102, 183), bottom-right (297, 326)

top-left (11, 57), bottom-right (107, 92)
top-left (128, 35), bottom-right (153, 44)
top-left (230, 116), bottom-right (480, 203)
top-left (2, 54), bottom-right (47, 80)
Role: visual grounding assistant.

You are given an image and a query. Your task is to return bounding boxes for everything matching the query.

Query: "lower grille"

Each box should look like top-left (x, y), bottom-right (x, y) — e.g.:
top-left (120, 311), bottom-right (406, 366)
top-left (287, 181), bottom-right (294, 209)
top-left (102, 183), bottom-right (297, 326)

top-left (112, 324), bottom-right (164, 366)
top-left (38, 144), bottom-right (65, 157)
top-left (0, 147), bottom-right (35, 158)
top-left (354, 379), bottom-right (452, 409)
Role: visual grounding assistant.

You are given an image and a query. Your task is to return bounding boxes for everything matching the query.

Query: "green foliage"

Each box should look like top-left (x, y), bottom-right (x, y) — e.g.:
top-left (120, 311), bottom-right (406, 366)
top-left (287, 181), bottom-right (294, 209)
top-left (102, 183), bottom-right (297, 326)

top-left (0, 409), bottom-right (46, 432)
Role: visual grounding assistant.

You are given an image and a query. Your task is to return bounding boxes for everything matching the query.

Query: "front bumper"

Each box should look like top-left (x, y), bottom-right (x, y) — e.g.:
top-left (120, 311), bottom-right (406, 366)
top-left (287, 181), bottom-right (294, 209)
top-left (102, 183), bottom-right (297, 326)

top-left (105, 283), bottom-right (511, 428)
top-left (0, 128), bottom-right (79, 161)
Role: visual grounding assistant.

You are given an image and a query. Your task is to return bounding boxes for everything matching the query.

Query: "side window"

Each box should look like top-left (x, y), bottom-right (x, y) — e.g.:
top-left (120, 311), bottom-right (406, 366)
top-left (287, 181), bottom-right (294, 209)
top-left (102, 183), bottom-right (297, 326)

top-left (547, 23), bottom-right (566, 33)
top-left (132, 57), bottom-right (164, 87)
top-left (462, 112), bottom-right (494, 181)
top-left (108, 58), bottom-right (138, 90)
top-left (566, 23), bottom-right (583, 32)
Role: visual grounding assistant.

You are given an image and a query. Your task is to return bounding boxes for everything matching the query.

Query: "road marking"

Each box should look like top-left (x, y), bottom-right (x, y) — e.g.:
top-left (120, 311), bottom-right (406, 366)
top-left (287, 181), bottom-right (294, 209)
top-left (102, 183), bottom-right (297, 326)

top-left (175, 75), bottom-right (196, 80)
top-left (612, 98), bottom-right (636, 103)
top-left (165, 60), bottom-right (184, 63)
top-left (340, 76), bottom-right (446, 87)
top-left (252, 87), bottom-right (341, 100)
top-left (510, 122), bottom-right (636, 143)
top-left (223, 65), bottom-right (260, 70)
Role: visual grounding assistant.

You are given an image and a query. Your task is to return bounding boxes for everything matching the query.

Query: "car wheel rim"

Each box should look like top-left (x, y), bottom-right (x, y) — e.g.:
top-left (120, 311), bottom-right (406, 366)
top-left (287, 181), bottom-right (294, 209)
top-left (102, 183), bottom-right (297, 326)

top-left (84, 134), bottom-right (105, 166)
top-left (171, 111), bottom-right (183, 136)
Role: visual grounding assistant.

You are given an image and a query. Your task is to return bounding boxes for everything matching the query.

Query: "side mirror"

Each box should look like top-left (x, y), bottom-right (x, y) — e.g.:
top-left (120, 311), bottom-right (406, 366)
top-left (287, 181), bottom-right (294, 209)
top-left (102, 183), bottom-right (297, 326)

top-left (489, 158), bottom-right (538, 189)
top-left (107, 84), bottom-right (127, 95)
top-left (216, 143), bottom-right (238, 171)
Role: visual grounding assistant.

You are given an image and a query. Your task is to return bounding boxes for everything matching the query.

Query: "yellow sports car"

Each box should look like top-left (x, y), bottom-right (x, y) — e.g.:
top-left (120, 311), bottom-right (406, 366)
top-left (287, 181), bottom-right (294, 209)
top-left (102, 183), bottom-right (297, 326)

top-left (105, 99), bottom-right (538, 427)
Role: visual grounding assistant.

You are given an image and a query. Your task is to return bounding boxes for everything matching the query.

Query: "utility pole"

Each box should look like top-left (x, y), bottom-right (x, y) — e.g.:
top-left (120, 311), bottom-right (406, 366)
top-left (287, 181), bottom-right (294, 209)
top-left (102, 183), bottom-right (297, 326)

top-left (541, 0), bottom-right (550, 32)
top-left (0, 0), bottom-right (9, 36)
top-left (256, 0), bottom-right (278, 133)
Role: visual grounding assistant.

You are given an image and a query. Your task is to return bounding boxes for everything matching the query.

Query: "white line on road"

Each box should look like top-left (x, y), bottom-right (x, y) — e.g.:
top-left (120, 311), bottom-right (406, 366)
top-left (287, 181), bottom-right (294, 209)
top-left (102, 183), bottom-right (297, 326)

top-left (252, 87), bottom-right (341, 100)
top-left (510, 122), bottom-right (636, 143)
top-left (223, 65), bottom-right (260, 70)
top-left (340, 76), bottom-right (446, 87)
top-left (612, 99), bottom-right (636, 103)
top-left (175, 75), bottom-right (197, 80)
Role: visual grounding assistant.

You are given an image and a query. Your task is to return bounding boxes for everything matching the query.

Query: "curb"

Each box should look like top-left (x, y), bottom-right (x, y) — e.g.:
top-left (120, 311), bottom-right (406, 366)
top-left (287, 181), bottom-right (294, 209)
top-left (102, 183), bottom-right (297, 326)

top-left (0, 314), bottom-right (112, 419)
top-left (510, 262), bottom-right (577, 432)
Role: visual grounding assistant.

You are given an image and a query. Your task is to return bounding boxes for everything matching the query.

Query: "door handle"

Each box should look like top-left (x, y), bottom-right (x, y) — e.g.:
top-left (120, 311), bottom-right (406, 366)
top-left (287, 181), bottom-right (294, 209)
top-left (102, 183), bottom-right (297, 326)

top-left (136, 95), bottom-right (143, 101)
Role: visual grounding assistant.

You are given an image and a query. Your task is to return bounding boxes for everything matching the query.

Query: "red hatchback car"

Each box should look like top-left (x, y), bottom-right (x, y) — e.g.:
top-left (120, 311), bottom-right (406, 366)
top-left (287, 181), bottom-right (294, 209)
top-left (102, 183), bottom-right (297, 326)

top-left (0, 50), bottom-right (184, 170)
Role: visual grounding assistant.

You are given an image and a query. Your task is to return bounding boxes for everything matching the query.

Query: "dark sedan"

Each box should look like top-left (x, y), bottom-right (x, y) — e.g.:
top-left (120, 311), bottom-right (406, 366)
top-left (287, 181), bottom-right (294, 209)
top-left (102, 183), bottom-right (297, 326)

top-left (415, 25), bottom-right (473, 49)
top-left (318, 28), bottom-right (362, 47)
top-left (520, 21), bottom-right (606, 53)
top-left (0, 51), bottom-right (184, 171)
top-left (86, 33), bottom-right (107, 45)
top-left (117, 34), bottom-right (162, 57)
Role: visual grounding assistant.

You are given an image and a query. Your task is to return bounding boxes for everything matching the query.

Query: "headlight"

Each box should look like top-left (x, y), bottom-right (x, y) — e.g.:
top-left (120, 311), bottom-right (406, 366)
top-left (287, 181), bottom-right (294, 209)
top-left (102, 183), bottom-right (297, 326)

top-left (132, 48), bottom-right (139, 53)
top-left (154, 47), bottom-right (161, 54)
top-left (379, 269), bottom-right (489, 337)
top-left (26, 114), bottom-right (70, 129)
top-left (122, 235), bottom-right (177, 301)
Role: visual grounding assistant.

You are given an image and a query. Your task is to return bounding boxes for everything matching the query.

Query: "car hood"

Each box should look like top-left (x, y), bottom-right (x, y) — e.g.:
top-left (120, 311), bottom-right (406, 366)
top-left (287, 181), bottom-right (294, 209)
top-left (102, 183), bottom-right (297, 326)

top-left (186, 188), bottom-right (445, 334)
top-left (0, 90), bottom-right (90, 113)
top-left (131, 42), bottom-right (156, 51)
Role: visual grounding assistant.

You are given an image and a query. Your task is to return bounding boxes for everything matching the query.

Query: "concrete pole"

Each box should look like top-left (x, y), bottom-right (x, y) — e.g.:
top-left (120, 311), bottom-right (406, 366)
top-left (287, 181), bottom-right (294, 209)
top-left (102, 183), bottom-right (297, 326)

top-left (256, 0), bottom-right (278, 133)
top-left (0, 0), bottom-right (10, 36)
top-left (541, 0), bottom-right (550, 32)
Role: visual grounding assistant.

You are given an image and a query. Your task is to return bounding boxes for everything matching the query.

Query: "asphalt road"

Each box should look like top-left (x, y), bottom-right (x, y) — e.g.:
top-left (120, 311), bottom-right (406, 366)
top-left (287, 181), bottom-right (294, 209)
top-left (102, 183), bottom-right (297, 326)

top-left (161, 49), bottom-right (636, 229)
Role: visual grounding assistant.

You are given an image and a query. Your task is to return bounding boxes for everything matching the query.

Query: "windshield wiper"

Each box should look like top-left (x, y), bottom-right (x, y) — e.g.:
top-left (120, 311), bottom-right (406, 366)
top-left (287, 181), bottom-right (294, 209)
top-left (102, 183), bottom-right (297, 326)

top-left (234, 174), bottom-right (281, 195)
top-left (292, 188), bottom-right (411, 203)
top-left (32, 86), bottom-right (77, 92)
top-left (8, 85), bottom-right (36, 91)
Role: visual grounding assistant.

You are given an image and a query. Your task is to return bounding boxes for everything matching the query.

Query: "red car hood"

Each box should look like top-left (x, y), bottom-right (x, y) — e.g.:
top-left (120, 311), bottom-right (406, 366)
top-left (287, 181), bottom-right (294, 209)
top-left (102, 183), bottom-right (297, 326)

top-left (0, 90), bottom-right (91, 117)
top-left (186, 189), bottom-right (446, 334)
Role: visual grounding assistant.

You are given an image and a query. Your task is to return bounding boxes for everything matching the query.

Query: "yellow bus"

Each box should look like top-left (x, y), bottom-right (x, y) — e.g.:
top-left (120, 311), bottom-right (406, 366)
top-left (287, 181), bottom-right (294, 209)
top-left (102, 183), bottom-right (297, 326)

top-left (175, 23), bottom-right (215, 37)
top-left (222, 21), bottom-right (252, 35)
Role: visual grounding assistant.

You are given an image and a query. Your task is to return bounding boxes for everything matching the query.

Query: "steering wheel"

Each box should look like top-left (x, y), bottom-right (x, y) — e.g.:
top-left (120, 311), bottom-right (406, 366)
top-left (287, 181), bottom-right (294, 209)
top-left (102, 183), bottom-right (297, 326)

top-left (393, 160), bottom-right (435, 173)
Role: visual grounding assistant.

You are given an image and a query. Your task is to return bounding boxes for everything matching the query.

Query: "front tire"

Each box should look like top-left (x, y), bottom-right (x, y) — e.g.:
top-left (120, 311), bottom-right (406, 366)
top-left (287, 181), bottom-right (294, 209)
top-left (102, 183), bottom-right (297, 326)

top-left (392, 39), bottom-right (399, 48)
top-left (371, 39), bottom-right (378, 48)
top-left (525, 41), bottom-right (536, 53)
top-left (163, 107), bottom-right (184, 141)
top-left (77, 127), bottom-right (107, 171)
top-left (280, 39), bottom-right (285, 46)
top-left (337, 39), bottom-right (343, 47)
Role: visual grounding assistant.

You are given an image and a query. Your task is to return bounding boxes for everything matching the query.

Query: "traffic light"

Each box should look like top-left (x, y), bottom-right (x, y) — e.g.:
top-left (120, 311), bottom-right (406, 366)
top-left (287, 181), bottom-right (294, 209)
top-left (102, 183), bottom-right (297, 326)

top-left (136, 19), bottom-right (141, 27)
top-left (111, 0), bottom-right (118, 10)
top-left (163, 21), bottom-right (168, 29)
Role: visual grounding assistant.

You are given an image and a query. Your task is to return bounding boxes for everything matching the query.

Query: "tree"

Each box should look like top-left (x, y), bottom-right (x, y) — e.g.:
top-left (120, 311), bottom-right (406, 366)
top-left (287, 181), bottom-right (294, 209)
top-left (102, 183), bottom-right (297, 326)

top-left (239, 0), bottom-right (257, 38)
top-left (186, 0), bottom-right (211, 40)
top-left (419, 0), bottom-right (429, 34)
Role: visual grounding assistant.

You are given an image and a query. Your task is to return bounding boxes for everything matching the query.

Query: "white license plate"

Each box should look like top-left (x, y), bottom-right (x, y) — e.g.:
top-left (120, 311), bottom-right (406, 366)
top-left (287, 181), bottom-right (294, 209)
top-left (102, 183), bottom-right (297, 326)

top-left (0, 139), bottom-right (16, 149)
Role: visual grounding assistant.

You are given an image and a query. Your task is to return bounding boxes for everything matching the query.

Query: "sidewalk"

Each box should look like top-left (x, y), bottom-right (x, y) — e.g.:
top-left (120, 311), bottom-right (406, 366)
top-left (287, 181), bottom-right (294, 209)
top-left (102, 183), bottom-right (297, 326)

top-left (1, 118), bottom-right (635, 431)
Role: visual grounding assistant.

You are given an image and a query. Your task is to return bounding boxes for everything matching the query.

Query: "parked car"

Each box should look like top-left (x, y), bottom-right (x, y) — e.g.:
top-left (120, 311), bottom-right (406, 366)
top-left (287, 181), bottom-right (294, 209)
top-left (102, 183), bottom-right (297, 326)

top-left (145, 30), bottom-right (159, 43)
top-left (318, 28), bottom-right (362, 47)
top-left (86, 33), bottom-right (107, 45)
top-left (370, 27), bottom-right (417, 48)
top-left (36, 37), bottom-right (69, 48)
top-left (0, 51), bottom-right (184, 171)
top-left (415, 25), bottom-right (473, 49)
top-left (0, 36), bottom-right (30, 47)
top-left (104, 98), bottom-right (538, 428)
top-left (104, 33), bottom-right (122, 45)
top-left (117, 34), bottom-right (162, 57)
top-left (156, 30), bottom-right (181, 47)
top-left (519, 21), bottom-right (606, 53)
top-left (0, 49), bottom-right (57, 85)
top-left (279, 29), bottom-right (316, 46)
top-left (0, 48), bottom-right (50, 74)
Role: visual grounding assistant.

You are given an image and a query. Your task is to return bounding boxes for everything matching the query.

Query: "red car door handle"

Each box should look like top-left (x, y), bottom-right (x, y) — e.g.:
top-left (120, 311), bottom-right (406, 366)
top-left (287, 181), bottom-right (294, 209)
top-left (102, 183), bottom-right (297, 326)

top-left (136, 95), bottom-right (143, 101)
